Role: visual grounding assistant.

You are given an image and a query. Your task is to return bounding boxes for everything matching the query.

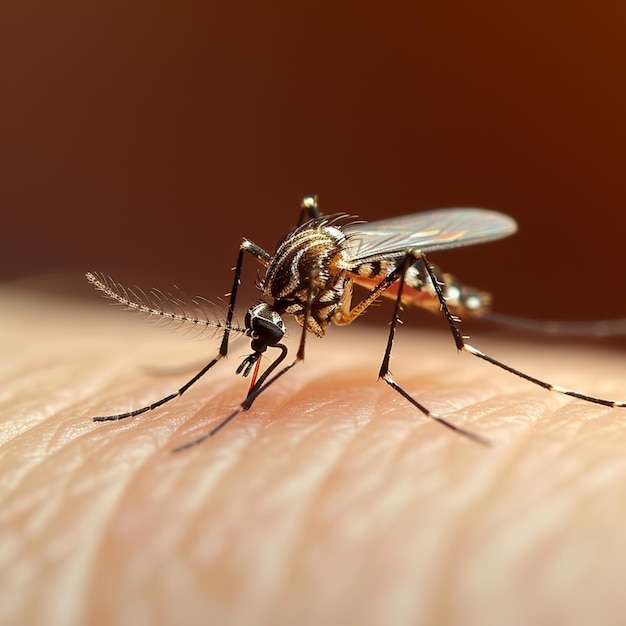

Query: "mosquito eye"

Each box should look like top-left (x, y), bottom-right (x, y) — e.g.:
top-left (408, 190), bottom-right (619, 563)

top-left (252, 316), bottom-right (284, 346)
top-left (245, 303), bottom-right (285, 348)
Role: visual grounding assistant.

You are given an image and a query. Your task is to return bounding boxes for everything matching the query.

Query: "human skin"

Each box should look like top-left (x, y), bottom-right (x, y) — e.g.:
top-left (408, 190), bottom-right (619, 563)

top-left (3, 286), bottom-right (626, 626)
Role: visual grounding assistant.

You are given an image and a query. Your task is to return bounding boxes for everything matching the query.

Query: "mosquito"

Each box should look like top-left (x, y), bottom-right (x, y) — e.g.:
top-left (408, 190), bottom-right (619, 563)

top-left (87, 196), bottom-right (626, 449)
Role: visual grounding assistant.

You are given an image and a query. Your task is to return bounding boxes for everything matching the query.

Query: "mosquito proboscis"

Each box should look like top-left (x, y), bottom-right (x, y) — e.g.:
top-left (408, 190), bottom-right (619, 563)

top-left (86, 196), bottom-right (626, 449)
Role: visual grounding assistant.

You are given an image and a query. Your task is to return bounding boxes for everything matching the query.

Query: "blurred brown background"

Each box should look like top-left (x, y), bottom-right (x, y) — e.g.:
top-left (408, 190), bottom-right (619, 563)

top-left (2, 1), bottom-right (626, 320)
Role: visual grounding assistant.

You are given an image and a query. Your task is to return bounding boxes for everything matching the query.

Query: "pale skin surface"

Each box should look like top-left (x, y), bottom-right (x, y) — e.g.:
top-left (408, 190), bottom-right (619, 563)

top-left (3, 286), bottom-right (626, 626)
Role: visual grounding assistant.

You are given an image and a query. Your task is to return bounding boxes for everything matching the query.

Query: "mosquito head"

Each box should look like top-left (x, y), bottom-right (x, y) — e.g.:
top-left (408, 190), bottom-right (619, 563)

top-left (245, 303), bottom-right (286, 352)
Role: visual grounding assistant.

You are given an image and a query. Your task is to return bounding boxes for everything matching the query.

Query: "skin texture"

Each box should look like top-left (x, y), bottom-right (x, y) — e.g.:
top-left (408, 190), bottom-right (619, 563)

top-left (3, 285), bottom-right (626, 626)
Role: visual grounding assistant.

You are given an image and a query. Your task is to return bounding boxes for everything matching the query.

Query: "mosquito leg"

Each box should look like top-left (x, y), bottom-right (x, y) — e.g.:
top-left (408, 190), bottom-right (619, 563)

top-left (93, 244), bottom-right (255, 422)
top-left (173, 336), bottom-right (304, 453)
top-left (297, 195), bottom-right (321, 226)
top-left (172, 345), bottom-right (297, 451)
top-left (93, 353), bottom-right (238, 421)
top-left (420, 253), bottom-right (626, 409)
top-left (377, 252), bottom-right (491, 445)
top-left (334, 265), bottom-right (410, 326)
top-left (173, 271), bottom-right (317, 451)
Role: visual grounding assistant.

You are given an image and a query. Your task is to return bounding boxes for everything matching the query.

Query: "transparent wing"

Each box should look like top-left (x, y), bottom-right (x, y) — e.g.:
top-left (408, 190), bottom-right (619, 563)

top-left (341, 208), bottom-right (517, 262)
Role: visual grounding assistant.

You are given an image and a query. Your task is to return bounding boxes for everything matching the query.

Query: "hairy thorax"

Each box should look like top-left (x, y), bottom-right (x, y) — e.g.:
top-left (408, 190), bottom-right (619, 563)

top-left (260, 216), bottom-right (353, 337)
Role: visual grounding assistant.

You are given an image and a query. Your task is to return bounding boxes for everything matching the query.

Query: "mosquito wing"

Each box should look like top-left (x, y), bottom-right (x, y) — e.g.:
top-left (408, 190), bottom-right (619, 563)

top-left (341, 208), bottom-right (517, 262)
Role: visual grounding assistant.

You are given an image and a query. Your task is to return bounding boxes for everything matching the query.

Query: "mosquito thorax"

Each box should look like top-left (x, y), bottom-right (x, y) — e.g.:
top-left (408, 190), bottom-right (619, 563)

top-left (259, 215), bottom-right (352, 337)
top-left (245, 303), bottom-right (286, 352)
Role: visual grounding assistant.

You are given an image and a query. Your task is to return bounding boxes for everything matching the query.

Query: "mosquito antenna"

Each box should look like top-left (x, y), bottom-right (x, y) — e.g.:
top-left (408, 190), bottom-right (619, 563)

top-left (86, 272), bottom-right (247, 336)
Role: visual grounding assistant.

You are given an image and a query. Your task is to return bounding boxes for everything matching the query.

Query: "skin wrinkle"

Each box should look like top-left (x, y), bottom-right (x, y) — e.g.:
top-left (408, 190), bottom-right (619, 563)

top-left (256, 423), bottom-right (353, 617)
top-left (430, 418), bottom-right (533, 619)
top-left (4, 287), bottom-right (626, 625)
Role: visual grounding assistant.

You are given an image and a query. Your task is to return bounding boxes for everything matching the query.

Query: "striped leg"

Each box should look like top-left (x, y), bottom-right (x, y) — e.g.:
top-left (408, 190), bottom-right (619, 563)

top-left (420, 253), bottom-right (626, 409)
top-left (378, 251), bottom-right (491, 445)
